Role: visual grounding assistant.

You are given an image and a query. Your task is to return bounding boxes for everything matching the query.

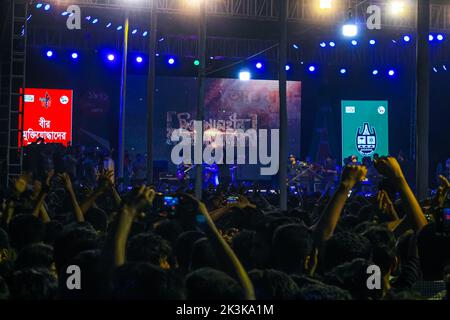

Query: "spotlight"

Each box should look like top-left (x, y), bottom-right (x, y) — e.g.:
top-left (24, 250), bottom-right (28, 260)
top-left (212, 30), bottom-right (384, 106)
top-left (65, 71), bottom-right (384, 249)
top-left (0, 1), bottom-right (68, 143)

top-left (194, 60), bottom-right (200, 66)
top-left (342, 24), bottom-right (358, 37)
top-left (132, 29), bottom-right (138, 35)
top-left (437, 34), bottom-right (444, 41)
top-left (168, 58), bottom-right (175, 65)
top-left (71, 52), bottom-right (78, 59)
top-left (36, 3), bottom-right (43, 9)
top-left (86, 16), bottom-right (91, 21)
top-left (319, 0), bottom-right (332, 9)
top-left (433, 67), bottom-right (438, 73)
top-left (92, 18), bottom-right (98, 24)
top-left (239, 71), bottom-right (251, 81)
top-left (255, 62), bottom-right (263, 69)
top-left (329, 41), bottom-right (336, 47)
top-left (107, 54), bottom-right (115, 61)
top-left (351, 40), bottom-right (358, 46)
top-left (44, 4), bottom-right (51, 11)
top-left (293, 44), bottom-right (299, 49)
top-left (388, 69), bottom-right (395, 76)
top-left (136, 56), bottom-right (143, 63)
top-left (429, 34), bottom-right (434, 41)
top-left (142, 31), bottom-right (148, 37)
top-left (389, 1), bottom-right (405, 15)
top-left (403, 35), bottom-right (411, 42)
top-left (372, 69), bottom-right (379, 75)
top-left (308, 65), bottom-right (316, 72)
top-left (46, 50), bottom-right (53, 58)
top-left (443, 65), bottom-right (448, 71)
top-left (61, 11), bottom-right (69, 16)
top-left (340, 68), bottom-right (347, 74)
top-left (320, 42), bottom-right (326, 48)
top-left (369, 39), bottom-right (376, 45)
top-left (117, 25), bottom-right (123, 31)
top-left (106, 22), bottom-right (112, 28)
top-left (285, 65), bottom-right (291, 71)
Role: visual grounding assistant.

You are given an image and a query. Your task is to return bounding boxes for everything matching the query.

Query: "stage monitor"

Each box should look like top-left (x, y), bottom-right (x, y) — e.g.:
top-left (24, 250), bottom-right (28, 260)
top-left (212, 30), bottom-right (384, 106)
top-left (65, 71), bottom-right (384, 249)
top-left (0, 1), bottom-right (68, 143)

top-left (341, 100), bottom-right (389, 164)
top-left (19, 88), bottom-right (73, 147)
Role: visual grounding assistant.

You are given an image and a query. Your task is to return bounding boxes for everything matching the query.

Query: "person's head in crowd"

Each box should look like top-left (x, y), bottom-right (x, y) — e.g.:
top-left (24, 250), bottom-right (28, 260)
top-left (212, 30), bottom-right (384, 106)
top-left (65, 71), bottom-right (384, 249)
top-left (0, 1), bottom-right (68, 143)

top-left (112, 262), bottom-right (185, 300)
top-left (248, 269), bottom-right (299, 300)
top-left (362, 226), bottom-right (397, 277)
top-left (59, 250), bottom-right (111, 299)
top-left (42, 220), bottom-right (63, 246)
top-left (127, 232), bottom-right (172, 269)
top-left (321, 232), bottom-right (372, 273)
top-left (85, 208), bottom-right (108, 234)
top-left (232, 230), bottom-right (256, 271)
top-left (271, 224), bottom-right (316, 275)
top-left (174, 231), bottom-right (205, 273)
top-left (296, 283), bottom-right (352, 300)
top-left (14, 243), bottom-right (55, 276)
top-left (8, 268), bottom-right (57, 300)
top-left (154, 219), bottom-right (184, 247)
top-left (190, 238), bottom-right (220, 271)
top-left (417, 223), bottom-right (450, 281)
top-left (53, 224), bottom-right (100, 275)
top-left (9, 214), bottom-right (45, 251)
top-left (185, 267), bottom-right (244, 300)
top-left (325, 258), bottom-right (379, 300)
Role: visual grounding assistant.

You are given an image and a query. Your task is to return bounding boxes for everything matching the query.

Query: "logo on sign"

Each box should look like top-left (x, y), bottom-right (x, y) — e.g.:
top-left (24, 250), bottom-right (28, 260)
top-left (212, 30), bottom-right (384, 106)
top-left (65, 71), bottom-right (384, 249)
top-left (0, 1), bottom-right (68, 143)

top-left (24, 95), bottom-right (34, 102)
top-left (60, 96), bottom-right (69, 104)
top-left (39, 92), bottom-right (51, 109)
top-left (356, 123), bottom-right (377, 157)
top-left (345, 106), bottom-right (356, 114)
top-left (377, 106), bottom-right (386, 115)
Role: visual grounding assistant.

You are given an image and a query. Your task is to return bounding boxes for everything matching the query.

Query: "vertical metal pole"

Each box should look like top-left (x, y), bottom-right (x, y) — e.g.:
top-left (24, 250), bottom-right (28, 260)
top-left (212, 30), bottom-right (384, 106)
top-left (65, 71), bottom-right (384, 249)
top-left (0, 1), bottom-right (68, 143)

top-left (278, 0), bottom-right (288, 211)
top-left (118, 11), bottom-right (129, 188)
top-left (147, 1), bottom-right (157, 185)
top-left (195, 0), bottom-right (206, 199)
top-left (415, 0), bottom-right (430, 199)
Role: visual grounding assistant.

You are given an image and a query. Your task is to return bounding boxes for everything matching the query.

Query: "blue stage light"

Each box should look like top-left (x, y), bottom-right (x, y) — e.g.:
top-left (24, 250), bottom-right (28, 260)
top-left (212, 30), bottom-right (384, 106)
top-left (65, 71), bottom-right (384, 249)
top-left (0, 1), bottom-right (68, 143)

top-left (285, 65), bottom-right (290, 71)
top-left (142, 31), bottom-right (148, 37)
top-left (403, 35), bottom-right (411, 42)
top-left (132, 29), bottom-right (138, 35)
top-left (369, 39), bottom-right (376, 45)
top-left (433, 67), bottom-right (438, 73)
top-left (293, 44), bottom-right (299, 49)
top-left (388, 69), bottom-right (395, 76)
top-left (46, 50), bottom-right (53, 58)
top-left (92, 18), bottom-right (98, 24)
top-left (239, 71), bottom-right (251, 81)
top-left (437, 34), bottom-right (444, 41)
top-left (86, 16), bottom-right (91, 21)
top-left (444, 65), bottom-right (448, 71)
top-left (71, 52), bottom-right (78, 59)
top-left (136, 56), bottom-right (143, 63)
top-left (340, 68), bottom-right (347, 74)
top-left (429, 34), bottom-right (434, 41)
top-left (36, 3), bottom-right (43, 9)
top-left (372, 69), bottom-right (379, 75)
top-left (117, 25), bottom-right (123, 31)
top-left (44, 4), bottom-right (50, 11)
top-left (61, 11), bottom-right (69, 16)
top-left (351, 40), bottom-right (358, 46)
top-left (255, 62), bottom-right (263, 69)
top-left (106, 22), bottom-right (112, 28)
top-left (320, 42), bottom-right (326, 48)
top-left (107, 54), bottom-right (115, 61)
top-left (168, 58), bottom-right (175, 65)
top-left (308, 65), bottom-right (316, 72)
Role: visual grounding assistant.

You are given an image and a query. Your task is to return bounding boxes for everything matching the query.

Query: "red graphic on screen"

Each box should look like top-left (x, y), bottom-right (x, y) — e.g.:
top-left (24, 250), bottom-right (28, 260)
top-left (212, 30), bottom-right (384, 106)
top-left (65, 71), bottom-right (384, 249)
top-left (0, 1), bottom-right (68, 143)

top-left (19, 88), bottom-right (73, 147)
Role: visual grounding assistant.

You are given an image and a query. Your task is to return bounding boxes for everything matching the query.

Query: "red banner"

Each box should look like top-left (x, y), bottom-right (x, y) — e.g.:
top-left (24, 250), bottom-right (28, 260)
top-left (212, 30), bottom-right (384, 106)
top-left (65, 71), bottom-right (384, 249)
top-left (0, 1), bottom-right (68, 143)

top-left (19, 88), bottom-right (73, 147)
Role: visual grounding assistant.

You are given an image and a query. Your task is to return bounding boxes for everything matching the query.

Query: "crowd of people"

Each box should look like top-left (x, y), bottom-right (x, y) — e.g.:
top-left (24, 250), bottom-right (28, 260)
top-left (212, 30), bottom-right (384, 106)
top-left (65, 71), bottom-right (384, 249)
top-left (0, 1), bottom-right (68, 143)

top-left (0, 143), bottom-right (449, 300)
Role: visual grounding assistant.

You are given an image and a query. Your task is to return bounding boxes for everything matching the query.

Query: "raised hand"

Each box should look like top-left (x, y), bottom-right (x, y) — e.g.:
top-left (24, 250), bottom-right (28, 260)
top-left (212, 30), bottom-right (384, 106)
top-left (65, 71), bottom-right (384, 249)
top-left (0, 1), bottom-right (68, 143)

top-left (374, 156), bottom-right (405, 181)
top-left (57, 173), bottom-right (73, 191)
top-left (377, 190), bottom-right (399, 221)
top-left (432, 175), bottom-right (450, 208)
top-left (340, 165), bottom-right (367, 190)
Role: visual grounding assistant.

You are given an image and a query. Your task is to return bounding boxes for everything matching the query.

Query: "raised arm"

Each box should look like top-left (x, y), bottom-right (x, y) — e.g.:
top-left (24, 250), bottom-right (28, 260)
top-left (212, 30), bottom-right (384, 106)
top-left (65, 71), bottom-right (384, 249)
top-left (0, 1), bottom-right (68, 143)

top-left (80, 170), bottom-right (112, 214)
top-left (374, 157), bottom-right (427, 232)
top-left (313, 165), bottom-right (367, 246)
top-left (32, 170), bottom-right (54, 218)
top-left (59, 173), bottom-right (84, 222)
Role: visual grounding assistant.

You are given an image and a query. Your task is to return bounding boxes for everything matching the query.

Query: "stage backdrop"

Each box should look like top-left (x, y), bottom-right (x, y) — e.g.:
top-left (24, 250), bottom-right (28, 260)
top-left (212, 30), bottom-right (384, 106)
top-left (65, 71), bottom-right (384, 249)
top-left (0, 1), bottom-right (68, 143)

top-left (126, 76), bottom-right (302, 180)
top-left (341, 100), bottom-right (389, 164)
top-left (19, 88), bottom-right (73, 147)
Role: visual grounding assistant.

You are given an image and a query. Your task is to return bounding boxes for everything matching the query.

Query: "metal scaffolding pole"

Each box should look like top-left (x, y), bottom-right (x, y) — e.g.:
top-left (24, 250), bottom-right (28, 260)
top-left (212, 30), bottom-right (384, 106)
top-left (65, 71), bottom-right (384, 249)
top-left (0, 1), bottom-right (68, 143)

top-left (118, 11), bottom-right (129, 189)
top-left (278, 0), bottom-right (288, 211)
top-left (415, 0), bottom-right (430, 199)
top-left (195, 0), bottom-right (207, 200)
top-left (146, 1), bottom-right (157, 185)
